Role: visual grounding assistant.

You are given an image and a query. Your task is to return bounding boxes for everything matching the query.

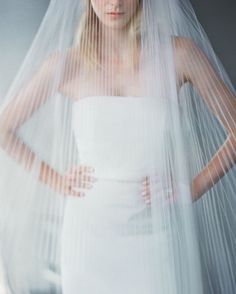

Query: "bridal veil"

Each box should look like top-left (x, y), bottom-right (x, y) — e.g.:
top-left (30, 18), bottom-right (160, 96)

top-left (0, 0), bottom-right (235, 293)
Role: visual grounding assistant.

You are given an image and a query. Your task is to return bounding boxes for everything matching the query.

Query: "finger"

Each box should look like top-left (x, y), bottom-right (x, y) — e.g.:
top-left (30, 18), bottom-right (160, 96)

top-left (142, 176), bottom-right (149, 183)
top-left (141, 182), bottom-right (150, 193)
top-left (145, 175), bottom-right (163, 185)
top-left (75, 165), bottom-right (95, 173)
top-left (72, 175), bottom-right (97, 183)
top-left (141, 186), bottom-right (151, 195)
top-left (68, 190), bottom-right (86, 197)
top-left (142, 181), bottom-right (150, 188)
top-left (142, 190), bottom-right (151, 197)
top-left (143, 179), bottom-right (156, 191)
top-left (66, 165), bottom-right (84, 174)
top-left (63, 186), bottom-right (85, 197)
top-left (67, 165), bottom-right (95, 176)
top-left (66, 172), bottom-right (96, 183)
top-left (72, 182), bottom-right (93, 189)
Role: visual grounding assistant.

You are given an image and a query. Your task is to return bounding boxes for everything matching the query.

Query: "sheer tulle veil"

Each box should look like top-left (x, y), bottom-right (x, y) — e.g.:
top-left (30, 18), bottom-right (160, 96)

top-left (0, 0), bottom-right (236, 293)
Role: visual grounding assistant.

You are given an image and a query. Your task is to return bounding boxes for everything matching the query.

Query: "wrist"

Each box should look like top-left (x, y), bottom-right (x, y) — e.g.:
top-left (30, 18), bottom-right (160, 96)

top-left (191, 172), bottom-right (210, 202)
top-left (30, 156), bottom-right (42, 179)
top-left (39, 161), bottom-right (63, 192)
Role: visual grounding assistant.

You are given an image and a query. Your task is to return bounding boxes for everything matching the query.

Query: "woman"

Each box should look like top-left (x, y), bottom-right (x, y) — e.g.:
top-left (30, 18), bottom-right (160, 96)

top-left (0, 0), bottom-right (236, 293)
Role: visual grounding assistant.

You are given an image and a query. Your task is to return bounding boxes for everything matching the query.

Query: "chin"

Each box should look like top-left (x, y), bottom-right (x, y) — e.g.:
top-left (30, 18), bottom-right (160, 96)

top-left (106, 23), bottom-right (127, 30)
top-left (101, 18), bottom-right (130, 30)
top-left (104, 24), bottom-right (129, 31)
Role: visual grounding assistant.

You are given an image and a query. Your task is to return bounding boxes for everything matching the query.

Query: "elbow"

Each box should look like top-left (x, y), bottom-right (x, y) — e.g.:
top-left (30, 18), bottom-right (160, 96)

top-left (0, 122), bottom-right (16, 150)
top-left (228, 130), bottom-right (236, 144)
top-left (0, 109), bottom-right (19, 136)
top-left (227, 132), bottom-right (236, 164)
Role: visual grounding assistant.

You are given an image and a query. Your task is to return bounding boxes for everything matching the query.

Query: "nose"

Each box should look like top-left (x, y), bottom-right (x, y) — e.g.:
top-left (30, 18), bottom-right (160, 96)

top-left (110, 0), bottom-right (123, 11)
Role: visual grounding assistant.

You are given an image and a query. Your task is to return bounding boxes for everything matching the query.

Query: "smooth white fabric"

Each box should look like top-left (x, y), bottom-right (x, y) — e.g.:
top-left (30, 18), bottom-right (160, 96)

top-left (60, 96), bottom-right (176, 294)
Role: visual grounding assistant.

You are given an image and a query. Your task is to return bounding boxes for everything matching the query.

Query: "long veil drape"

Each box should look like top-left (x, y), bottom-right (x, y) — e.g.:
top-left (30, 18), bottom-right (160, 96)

top-left (0, 0), bottom-right (235, 293)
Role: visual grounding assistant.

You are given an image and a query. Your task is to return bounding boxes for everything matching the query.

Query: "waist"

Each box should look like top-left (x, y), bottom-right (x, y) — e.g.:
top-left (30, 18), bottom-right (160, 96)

top-left (77, 162), bottom-right (163, 182)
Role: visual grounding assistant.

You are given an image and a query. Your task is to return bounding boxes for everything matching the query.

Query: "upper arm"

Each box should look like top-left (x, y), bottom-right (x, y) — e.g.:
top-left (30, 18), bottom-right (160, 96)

top-left (0, 48), bottom-right (78, 133)
top-left (173, 36), bottom-right (236, 135)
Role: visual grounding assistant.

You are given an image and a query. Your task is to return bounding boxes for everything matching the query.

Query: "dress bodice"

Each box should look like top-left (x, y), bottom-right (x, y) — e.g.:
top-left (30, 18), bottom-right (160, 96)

top-left (72, 96), bottom-right (168, 180)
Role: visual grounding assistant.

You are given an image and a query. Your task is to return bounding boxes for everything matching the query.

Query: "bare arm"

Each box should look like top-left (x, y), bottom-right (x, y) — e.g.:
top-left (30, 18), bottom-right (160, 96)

top-left (173, 36), bottom-right (236, 201)
top-left (0, 52), bottom-right (61, 165)
top-left (0, 48), bottom-right (79, 191)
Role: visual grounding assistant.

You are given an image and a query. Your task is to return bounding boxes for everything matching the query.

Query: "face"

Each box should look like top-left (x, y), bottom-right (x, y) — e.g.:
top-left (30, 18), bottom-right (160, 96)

top-left (90, 0), bottom-right (140, 30)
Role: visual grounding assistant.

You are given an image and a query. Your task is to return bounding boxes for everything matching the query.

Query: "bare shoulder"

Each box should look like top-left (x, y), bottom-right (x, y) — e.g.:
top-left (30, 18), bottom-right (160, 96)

top-left (171, 36), bottom-right (201, 84)
top-left (64, 46), bottom-right (81, 70)
top-left (40, 46), bottom-right (81, 77)
top-left (171, 35), bottom-right (207, 66)
top-left (172, 35), bottom-right (199, 55)
top-left (37, 46), bottom-right (82, 95)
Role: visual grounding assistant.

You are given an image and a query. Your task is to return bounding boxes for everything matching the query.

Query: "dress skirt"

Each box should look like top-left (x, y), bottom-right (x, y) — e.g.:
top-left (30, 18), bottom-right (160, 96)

top-left (60, 177), bottom-right (176, 294)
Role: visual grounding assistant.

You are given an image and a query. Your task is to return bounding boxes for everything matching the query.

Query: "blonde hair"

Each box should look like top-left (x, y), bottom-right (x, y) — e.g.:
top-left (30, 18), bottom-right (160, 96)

top-left (74, 0), bottom-right (142, 70)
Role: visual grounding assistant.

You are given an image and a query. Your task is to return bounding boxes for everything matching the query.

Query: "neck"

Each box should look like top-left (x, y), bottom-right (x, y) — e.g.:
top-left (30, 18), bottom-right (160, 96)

top-left (100, 25), bottom-right (131, 59)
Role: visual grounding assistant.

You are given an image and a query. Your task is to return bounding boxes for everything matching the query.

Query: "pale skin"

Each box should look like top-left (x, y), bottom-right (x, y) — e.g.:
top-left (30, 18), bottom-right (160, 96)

top-left (0, 0), bottom-right (236, 206)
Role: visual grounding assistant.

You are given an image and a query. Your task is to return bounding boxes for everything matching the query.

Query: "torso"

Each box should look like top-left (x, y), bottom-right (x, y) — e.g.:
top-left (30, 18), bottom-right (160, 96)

top-left (58, 37), bottom-right (183, 101)
top-left (59, 63), bottom-right (145, 100)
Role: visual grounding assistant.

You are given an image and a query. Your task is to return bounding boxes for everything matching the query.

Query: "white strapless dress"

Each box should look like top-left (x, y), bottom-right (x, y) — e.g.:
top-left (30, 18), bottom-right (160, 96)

top-left (60, 96), bottom-right (176, 294)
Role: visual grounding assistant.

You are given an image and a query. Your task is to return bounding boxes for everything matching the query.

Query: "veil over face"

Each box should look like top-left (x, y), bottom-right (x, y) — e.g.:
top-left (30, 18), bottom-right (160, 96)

top-left (89, 0), bottom-right (140, 29)
top-left (0, 0), bottom-right (236, 293)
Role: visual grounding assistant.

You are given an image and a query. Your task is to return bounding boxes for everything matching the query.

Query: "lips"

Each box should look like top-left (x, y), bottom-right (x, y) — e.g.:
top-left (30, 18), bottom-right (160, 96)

top-left (107, 12), bottom-right (125, 15)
